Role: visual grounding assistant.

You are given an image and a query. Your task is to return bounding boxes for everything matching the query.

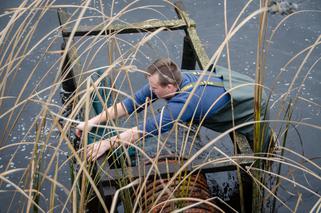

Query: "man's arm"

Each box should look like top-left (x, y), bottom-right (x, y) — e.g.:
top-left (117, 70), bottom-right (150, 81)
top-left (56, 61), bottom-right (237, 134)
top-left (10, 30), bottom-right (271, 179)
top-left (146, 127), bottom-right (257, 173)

top-left (137, 97), bottom-right (194, 137)
top-left (90, 102), bottom-right (127, 124)
top-left (86, 97), bottom-right (192, 161)
top-left (76, 84), bottom-right (154, 137)
top-left (86, 126), bottom-right (140, 161)
top-left (75, 102), bottom-right (127, 137)
top-left (122, 84), bottom-right (155, 114)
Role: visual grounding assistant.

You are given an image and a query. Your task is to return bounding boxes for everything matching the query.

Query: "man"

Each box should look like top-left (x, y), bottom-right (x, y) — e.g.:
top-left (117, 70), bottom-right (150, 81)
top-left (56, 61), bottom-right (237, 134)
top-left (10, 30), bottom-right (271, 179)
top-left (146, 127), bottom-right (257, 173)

top-left (76, 58), bottom-right (270, 160)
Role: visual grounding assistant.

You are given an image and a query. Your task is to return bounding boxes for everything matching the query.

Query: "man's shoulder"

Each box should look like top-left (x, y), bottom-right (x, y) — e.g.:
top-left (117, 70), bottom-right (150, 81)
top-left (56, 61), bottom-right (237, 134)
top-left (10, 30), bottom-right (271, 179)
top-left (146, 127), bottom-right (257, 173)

top-left (181, 69), bottom-right (204, 75)
top-left (180, 71), bottom-right (198, 85)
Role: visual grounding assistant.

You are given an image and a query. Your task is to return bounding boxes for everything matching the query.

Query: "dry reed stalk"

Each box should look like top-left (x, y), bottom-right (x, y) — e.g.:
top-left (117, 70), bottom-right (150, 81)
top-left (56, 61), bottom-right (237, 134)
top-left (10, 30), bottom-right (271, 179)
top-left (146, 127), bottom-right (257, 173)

top-left (1, 1), bottom-right (320, 212)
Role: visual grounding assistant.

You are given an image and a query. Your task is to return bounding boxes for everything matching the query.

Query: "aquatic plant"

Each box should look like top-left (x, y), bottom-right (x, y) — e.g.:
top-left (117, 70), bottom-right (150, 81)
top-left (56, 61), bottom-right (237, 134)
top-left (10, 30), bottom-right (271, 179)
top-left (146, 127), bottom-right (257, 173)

top-left (0, 0), bottom-right (320, 212)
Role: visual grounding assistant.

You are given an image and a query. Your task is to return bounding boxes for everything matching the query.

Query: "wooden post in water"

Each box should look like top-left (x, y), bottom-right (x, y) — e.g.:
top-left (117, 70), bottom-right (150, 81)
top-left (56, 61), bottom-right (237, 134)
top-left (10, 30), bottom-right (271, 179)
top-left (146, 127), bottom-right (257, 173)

top-left (182, 36), bottom-right (197, 70)
top-left (174, 1), bottom-right (210, 70)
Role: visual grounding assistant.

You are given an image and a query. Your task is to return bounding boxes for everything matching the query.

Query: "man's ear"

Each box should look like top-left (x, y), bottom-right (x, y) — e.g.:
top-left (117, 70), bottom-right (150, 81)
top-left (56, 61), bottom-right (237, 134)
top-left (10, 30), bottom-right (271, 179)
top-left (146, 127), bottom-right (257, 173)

top-left (167, 84), bottom-right (176, 90)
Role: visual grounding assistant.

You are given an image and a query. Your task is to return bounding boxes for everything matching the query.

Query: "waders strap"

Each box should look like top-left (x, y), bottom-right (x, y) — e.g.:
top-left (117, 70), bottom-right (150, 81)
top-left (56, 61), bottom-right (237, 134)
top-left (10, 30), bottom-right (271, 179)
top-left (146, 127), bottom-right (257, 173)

top-left (190, 71), bottom-right (221, 78)
top-left (182, 71), bottom-right (222, 78)
top-left (180, 81), bottom-right (224, 92)
top-left (180, 71), bottom-right (224, 92)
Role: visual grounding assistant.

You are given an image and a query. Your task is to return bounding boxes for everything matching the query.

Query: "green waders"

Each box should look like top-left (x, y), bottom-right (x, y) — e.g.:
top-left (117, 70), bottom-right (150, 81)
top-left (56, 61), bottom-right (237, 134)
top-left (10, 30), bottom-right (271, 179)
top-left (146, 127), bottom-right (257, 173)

top-left (184, 66), bottom-right (271, 151)
top-left (193, 66), bottom-right (272, 213)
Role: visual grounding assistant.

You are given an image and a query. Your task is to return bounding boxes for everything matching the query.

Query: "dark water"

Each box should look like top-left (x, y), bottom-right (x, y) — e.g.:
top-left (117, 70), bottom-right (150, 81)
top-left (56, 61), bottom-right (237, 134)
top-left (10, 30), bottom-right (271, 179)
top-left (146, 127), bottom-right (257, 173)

top-left (0, 0), bottom-right (320, 212)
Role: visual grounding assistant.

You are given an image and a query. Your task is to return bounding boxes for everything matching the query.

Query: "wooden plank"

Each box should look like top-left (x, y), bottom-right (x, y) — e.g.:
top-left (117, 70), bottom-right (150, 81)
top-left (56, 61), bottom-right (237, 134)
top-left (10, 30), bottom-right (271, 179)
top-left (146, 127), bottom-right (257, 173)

top-left (62, 19), bottom-right (194, 37)
top-left (174, 1), bottom-right (210, 70)
top-left (58, 8), bottom-right (83, 93)
top-left (102, 185), bottom-right (116, 199)
top-left (58, 8), bottom-right (96, 118)
top-left (194, 157), bottom-right (253, 174)
top-left (99, 157), bottom-right (254, 184)
top-left (57, 8), bottom-right (71, 31)
top-left (234, 132), bottom-right (254, 155)
top-left (58, 9), bottom-right (86, 89)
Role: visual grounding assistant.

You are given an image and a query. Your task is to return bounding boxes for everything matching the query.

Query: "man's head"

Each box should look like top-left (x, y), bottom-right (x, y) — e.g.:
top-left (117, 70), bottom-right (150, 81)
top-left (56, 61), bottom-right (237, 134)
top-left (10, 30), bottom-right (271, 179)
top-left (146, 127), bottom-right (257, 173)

top-left (146, 58), bottom-right (182, 99)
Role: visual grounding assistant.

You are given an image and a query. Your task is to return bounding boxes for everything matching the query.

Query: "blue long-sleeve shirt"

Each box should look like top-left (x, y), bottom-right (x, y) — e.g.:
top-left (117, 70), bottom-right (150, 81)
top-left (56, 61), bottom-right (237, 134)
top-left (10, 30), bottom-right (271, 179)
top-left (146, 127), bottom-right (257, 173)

top-left (122, 72), bottom-right (230, 136)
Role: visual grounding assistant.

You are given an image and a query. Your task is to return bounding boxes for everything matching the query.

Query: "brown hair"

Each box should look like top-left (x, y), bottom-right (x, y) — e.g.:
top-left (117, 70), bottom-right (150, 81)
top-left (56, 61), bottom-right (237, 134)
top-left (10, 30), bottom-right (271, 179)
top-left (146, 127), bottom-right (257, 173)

top-left (146, 58), bottom-right (182, 87)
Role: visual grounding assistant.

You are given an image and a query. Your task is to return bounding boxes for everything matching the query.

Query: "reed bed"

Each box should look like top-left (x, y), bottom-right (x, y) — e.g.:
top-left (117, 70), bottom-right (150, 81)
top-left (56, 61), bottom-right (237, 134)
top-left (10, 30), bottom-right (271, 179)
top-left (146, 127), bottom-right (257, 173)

top-left (0, 0), bottom-right (320, 212)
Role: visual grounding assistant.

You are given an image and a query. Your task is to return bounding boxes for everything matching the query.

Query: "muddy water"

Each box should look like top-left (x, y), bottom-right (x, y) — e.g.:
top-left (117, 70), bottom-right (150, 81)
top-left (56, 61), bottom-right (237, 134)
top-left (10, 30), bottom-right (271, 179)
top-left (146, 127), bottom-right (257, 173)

top-left (0, 0), bottom-right (320, 212)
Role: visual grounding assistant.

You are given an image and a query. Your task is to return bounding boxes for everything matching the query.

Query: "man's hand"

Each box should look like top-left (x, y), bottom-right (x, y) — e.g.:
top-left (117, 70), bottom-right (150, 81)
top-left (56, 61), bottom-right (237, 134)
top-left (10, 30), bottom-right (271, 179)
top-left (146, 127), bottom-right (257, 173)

top-left (75, 121), bottom-right (95, 138)
top-left (84, 127), bottom-right (139, 161)
top-left (86, 140), bottom-right (112, 161)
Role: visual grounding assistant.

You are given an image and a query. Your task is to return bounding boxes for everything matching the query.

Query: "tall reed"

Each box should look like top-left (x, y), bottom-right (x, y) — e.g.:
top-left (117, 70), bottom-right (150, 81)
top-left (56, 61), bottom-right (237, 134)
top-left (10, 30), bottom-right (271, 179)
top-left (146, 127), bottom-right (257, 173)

top-left (0, 0), bottom-right (320, 212)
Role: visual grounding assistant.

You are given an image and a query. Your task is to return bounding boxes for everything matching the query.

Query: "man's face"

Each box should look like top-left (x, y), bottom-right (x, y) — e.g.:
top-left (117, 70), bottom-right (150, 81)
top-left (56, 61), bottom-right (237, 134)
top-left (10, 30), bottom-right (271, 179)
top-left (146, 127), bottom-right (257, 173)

top-left (148, 73), bottom-right (177, 99)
